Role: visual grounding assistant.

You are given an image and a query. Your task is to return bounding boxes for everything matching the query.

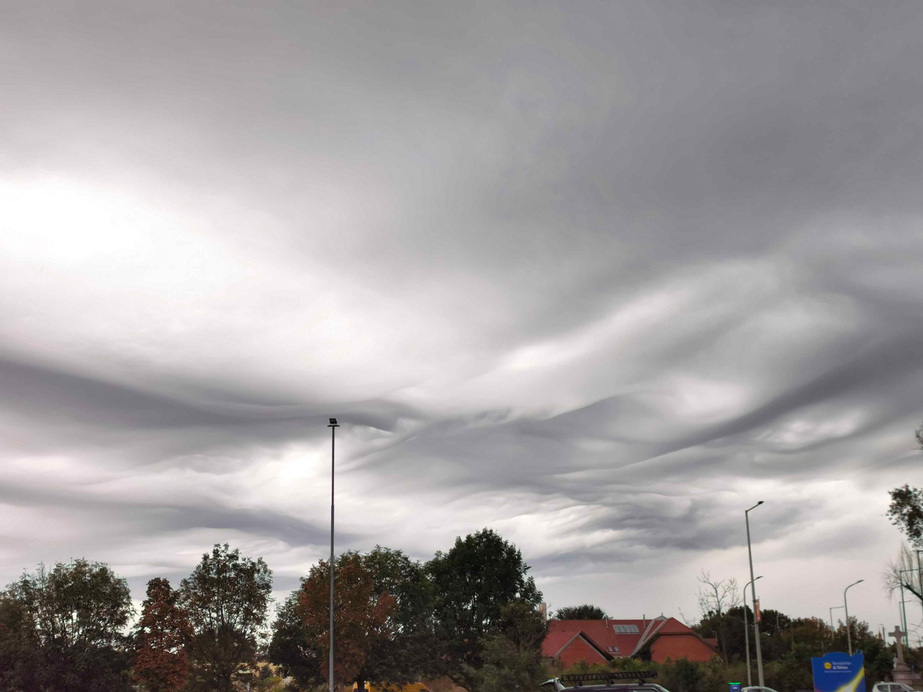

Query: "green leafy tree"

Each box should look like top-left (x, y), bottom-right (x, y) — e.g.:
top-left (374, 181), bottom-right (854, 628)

top-left (886, 424), bottom-right (923, 549)
top-left (179, 544), bottom-right (273, 692)
top-left (553, 604), bottom-right (608, 620)
top-left (134, 578), bottom-right (193, 692)
top-left (267, 592), bottom-right (324, 689)
top-left (0, 559), bottom-right (134, 691)
top-left (888, 484), bottom-right (923, 547)
top-left (360, 546), bottom-right (439, 684)
top-left (428, 528), bottom-right (542, 688)
top-left (660, 658), bottom-right (705, 692)
top-left (462, 600), bottom-right (548, 692)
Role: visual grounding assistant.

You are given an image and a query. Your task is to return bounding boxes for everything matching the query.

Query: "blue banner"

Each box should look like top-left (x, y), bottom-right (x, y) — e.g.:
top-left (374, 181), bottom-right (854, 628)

top-left (811, 652), bottom-right (865, 692)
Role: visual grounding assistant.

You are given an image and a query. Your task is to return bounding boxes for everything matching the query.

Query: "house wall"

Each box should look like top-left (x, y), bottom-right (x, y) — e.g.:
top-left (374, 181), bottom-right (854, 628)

top-left (650, 635), bottom-right (717, 663)
top-left (557, 637), bottom-right (609, 668)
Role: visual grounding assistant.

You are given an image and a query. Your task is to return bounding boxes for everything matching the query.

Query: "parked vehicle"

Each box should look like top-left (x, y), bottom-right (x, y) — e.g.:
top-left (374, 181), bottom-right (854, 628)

top-left (871, 683), bottom-right (917, 692)
top-left (541, 671), bottom-right (669, 692)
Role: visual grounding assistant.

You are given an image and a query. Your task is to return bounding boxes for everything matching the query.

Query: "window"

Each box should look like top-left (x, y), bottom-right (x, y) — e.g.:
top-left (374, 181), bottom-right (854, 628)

top-left (607, 646), bottom-right (621, 653)
top-left (613, 624), bottom-right (639, 634)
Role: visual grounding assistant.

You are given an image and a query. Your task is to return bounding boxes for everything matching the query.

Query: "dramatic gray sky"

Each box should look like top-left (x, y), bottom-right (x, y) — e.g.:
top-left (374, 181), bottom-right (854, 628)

top-left (2, 1), bottom-right (922, 637)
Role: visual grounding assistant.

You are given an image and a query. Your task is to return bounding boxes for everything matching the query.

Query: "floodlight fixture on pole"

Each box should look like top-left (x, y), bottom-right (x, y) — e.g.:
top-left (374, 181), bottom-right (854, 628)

top-left (745, 501), bottom-right (765, 687)
top-left (328, 417), bottom-right (339, 692)
top-left (843, 579), bottom-right (864, 656)
top-left (743, 575), bottom-right (763, 686)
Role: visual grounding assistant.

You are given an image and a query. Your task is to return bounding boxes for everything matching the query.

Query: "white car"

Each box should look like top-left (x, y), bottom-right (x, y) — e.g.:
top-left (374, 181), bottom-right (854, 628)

top-left (742, 686), bottom-right (780, 692)
top-left (871, 684), bottom-right (917, 692)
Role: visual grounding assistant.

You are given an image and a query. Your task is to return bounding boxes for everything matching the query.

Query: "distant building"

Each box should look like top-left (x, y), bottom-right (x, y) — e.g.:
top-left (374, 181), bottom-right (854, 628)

top-left (542, 616), bottom-right (719, 667)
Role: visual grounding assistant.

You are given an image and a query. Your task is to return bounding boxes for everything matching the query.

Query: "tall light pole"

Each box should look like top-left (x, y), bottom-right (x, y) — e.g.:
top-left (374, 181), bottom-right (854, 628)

top-left (743, 575), bottom-right (763, 686)
top-left (843, 579), bottom-right (863, 656)
top-left (746, 501), bottom-right (765, 687)
top-left (328, 417), bottom-right (339, 692)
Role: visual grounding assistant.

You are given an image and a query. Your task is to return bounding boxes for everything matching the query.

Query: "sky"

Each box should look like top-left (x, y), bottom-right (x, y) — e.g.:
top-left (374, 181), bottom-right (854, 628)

top-left (1, 1), bottom-right (922, 643)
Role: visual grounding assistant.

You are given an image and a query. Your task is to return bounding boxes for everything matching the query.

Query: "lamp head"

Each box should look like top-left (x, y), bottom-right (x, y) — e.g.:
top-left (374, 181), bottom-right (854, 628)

top-left (329, 418), bottom-right (339, 427)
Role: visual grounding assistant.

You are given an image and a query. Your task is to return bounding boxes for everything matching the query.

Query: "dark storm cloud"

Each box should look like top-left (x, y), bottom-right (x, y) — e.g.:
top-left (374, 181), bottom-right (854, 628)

top-left (1, 0), bottom-right (922, 624)
top-left (0, 355), bottom-right (421, 458)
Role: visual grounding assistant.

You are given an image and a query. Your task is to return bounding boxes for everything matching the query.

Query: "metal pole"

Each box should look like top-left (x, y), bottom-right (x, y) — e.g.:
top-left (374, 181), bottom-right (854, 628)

top-left (743, 577), bottom-right (761, 686)
top-left (744, 582), bottom-right (751, 687)
top-left (844, 579), bottom-right (863, 656)
top-left (328, 418), bottom-right (339, 692)
top-left (746, 501), bottom-right (765, 687)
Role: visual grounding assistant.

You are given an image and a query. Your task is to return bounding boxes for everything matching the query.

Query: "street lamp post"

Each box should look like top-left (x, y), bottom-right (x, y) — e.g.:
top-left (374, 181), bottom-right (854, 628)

top-left (843, 579), bottom-right (864, 656)
top-left (746, 501), bottom-right (765, 687)
top-left (743, 575), bottom-right (763, 686)
top-left (328, 417), bottom-right (339, 692)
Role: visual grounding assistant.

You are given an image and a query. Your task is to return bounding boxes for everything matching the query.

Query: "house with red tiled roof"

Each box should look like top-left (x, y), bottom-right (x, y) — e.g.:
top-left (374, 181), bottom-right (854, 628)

top-left (542, 616), bottom-right (719, 667)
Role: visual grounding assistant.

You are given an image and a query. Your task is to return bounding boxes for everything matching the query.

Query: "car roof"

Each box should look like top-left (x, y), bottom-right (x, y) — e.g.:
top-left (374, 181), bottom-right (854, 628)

top-left (562, 686), bottom-right (663, 691)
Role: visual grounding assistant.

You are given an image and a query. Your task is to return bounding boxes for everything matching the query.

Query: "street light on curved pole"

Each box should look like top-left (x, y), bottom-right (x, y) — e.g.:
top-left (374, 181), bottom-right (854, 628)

top-left (844, 579), bottom-right (864, 656)
top-left (746, 501), bottom-right (765, 687)
top-left (743, 575), bottom-right (763, 687)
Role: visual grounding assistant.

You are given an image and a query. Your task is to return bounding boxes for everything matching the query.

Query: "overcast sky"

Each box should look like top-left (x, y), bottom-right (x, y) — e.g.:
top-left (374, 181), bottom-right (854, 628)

top-left (2, 1), bottom-right (922, 640)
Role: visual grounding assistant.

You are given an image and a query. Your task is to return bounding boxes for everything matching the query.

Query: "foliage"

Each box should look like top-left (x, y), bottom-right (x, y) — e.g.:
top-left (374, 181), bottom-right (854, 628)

top-left (298, 551), bottom-right (397, 687)
top-left (553, 604), bottom-right (608, 620)
top-left (267, 591), bottom-right (324, 689)
top-left (179, 544), bottom-right (273, 692)
top-left (695, 571), bottom-right (739, 662)
top-left (461, 600), bottom-right (549, 692)
top-left (659, 657), bottom-right (706, 692)
top-left (0, 558), bottom-right (134, 691)
top-left (360, 546), bottom-right (440, 684)
top-left (888, 484), bottom-right (923, 548)
top-left (134, 577), bottom-right (193, 692)
top-left (428, 528), bottom-right (542, 687)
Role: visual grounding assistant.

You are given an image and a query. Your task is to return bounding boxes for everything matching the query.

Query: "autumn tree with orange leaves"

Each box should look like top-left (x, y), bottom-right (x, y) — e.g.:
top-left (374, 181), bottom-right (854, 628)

top-left (134, 578), bottom-right (193, 692)
top-left (298, 552), bottom-right (398, 690)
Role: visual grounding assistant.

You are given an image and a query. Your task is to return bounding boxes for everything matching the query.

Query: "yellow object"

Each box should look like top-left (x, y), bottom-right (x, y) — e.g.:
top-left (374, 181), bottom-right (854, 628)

top-left (352, 683), bottom-right (430, 692)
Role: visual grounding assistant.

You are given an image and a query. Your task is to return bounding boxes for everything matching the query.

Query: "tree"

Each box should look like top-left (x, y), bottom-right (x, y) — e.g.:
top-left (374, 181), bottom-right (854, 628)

top-left (298, 552), bottom-right (397, 688)
top-left (267, 592), bottom-right (324, 689)
top-left (359, 546), bottom-right (439, 684)
top-left (695, 571), bottom-right (739, 662)
top-left (271, 547), bottom-right (438, 689)
top-left (888, 485), bottom-right (923, 547)
top-left (886, 423), bottom-right (923, 548)
top-left (428, 528), bottom-right (542, 688)
top-left (134, 578), bottom-right (193, 692)
top-left (884, 543), bottom-right (922, 608)
top-left (179, 544), bottom-right (273, 692)
top-left (462, 600), bottom-right (548, 692)
top-left (0, 559), bottom-right (134, 691)
top-left (553, 604), bottom-right (608, 620)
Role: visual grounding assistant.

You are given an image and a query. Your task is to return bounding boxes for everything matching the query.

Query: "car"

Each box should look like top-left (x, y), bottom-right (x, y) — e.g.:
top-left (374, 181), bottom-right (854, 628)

top-left (872, 684), bottom-right (918, 692)
top-left (742, 686), bottom-right (781, 692)
top-left (541, 671), bottom-right (669, 692)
